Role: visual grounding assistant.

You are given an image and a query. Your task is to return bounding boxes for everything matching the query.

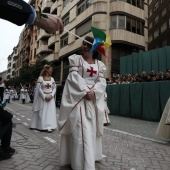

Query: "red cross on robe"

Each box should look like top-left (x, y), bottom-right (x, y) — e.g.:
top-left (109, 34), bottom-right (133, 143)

top-left (87, 66), bottom-right (97, 77)
top-left (45, 83), bottom-right (51, 89)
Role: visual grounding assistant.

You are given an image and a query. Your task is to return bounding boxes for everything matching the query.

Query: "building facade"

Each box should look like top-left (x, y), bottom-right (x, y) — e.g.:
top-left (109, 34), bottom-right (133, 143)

top-left (10, 0), bottom-right (148, 81)
top-left (148, 0), bottom-right (170, 50)
top-left (7, 46), bottom-right (19, 79)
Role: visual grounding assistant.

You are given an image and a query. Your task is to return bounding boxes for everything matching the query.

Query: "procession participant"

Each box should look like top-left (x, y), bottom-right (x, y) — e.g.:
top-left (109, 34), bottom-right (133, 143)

top-left (58, 36), bottom-right (107, 170)
top-left (0, 77), bottom-right (5, 103)
top-left (30, 65), bottom-right (57, 133)
top-left (0, 104), bottom-right (15, 160)
top-left (4, 87), bottom-right (11, 104)
top-left (20, 87), bottom-right (30, 104)
top-left (13, 88), bottom-right (18, 101)
top-left (156, 98), bottom-right (170, 139)
top-left (9, 87), bottom-right (14, 101)
top-left (103, 92), bottom-right (110, 126)
top-left (10, 87), bottom-right (17, 101)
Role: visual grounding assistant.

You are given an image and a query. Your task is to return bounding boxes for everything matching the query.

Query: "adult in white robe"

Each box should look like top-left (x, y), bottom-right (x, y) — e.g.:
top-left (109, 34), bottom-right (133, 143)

top-left (20, 88), bottom-right (30, 104)
top-left (156, 98), bottom-right (170, 139)
top-left (58, 36), bottom-right (107, 170)
top-left (10, 88), bottom-right (18, 101)
top-left (4, 88), bottom-right (11, 103)
top-left (103, 92), bottom-right (110, 126)
top-left (30, 65), bottom-right (57, 132)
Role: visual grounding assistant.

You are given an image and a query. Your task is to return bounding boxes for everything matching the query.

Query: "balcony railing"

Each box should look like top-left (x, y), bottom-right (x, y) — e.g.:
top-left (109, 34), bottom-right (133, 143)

top-left (43, 53), bottom-right (55, 62)
top-left (48, 35), bottom-right (58, 47)
top-left (37, 30), bottom-right (51, 40)
top-left (36, 44), bottom-right (52, 55)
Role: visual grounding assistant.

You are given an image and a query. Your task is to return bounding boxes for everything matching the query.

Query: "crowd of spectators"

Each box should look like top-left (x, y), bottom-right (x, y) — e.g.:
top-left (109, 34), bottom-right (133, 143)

top-left (107, 69), bottom-right (170, 84)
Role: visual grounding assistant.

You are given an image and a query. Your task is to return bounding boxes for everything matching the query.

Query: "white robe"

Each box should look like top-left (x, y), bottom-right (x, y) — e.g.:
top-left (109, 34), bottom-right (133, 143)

top-left (103, 92), bottom-right (110, 124)
top-left (20, 89), bottom-right (30, 103)
top-left (30, 76), bottom-right (57, 130)
top-left (58, 55), bottom-right (106, 170)
top-left (11, 89), bottom-right (18, 99)
top-left (4, 89), bottom-right (11, 100)
top-left (156, 98), bottom-right (170, 139)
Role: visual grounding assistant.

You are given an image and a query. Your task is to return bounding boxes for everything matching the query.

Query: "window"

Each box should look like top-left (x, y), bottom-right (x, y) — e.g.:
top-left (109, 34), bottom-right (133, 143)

top-left (161, 22), bottom-right (167, 33)
top-left (137, 0), bottom-right (143, 9)
top-left (63, 0), bottom-right (70, 7)
top-left (131, 0), bottom-right (136, 6)
top-left (136, 20), bottom-right (141, 34)
top-left (86, 0), bottom-right (93, 8)
top-left (149, 22), bottom-right (152, 30)
top-left (154, 29), bottom-right (159, 39)
top-left (77, 3), bottom-right (85, 15)
top-left (131, 18), bottom-right (136, 33)
top-left (110, 15), bottom-right (144, 35)
top-left (161, 8), bottom-right (167, 17)
top-left (148, 0), bottom-right (152, 4)
top-left (76, 19), bottom-right (92, 37)
top-left (111, 15), bottom-right (117, 29)
top-left (118, 0), bottom-right (144, 9)
top-left (154, 15), bottom-right (159, 24)
top-left (77, 0), bottom-right (92, 15)
top-left (118, 16), bottom-right (125, 29)
top-left (62, 13), bottom-right (69, 26)
top-left (61, 34), bottom-right (68, 48)
top-left (126, 16), bottom-right (131, 31)
top-left (149, 10), bottom-right (152, 17)
top-left (148, 35), bottom-right (153, 43)
top-left (154, 1), bottom-right (159, 11)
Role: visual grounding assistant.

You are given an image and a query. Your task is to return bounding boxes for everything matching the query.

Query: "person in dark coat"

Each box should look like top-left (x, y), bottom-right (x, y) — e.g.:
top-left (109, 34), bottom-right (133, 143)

top-left (0, 77), bottom-right (5, 103)
top-left (0, 105), bottom-right (15, 160)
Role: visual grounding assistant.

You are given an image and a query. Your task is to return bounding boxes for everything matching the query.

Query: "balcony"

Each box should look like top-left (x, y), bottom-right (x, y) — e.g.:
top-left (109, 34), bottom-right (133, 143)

top-left (51, 0), bottom-right (58, 14)
top-left (43, 53), bottom-right (55, 62)
top-left (110, 29), bottom-right (145, 48)
top-left (42, 1), bottom-right (53, 13)
top-left (36, 44), bottom-right (52, 55)
top-left (110, 1), bottom-right (145, 20)
top-left (48, 35), bottom-right (59, 47)
top-left (13, 53), bottom-right (19, 60)
top-left (37, 30), bottom-right (51, 40)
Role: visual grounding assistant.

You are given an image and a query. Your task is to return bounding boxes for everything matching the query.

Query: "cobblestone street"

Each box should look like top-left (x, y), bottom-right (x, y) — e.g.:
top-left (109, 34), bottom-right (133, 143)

top-left (0, 101), bottom-right (170, 170)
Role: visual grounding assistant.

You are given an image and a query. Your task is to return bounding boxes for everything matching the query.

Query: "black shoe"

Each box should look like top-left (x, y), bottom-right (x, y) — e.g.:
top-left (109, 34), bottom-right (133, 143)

top-left (0, 147), bottom-right (15, 160)
top-left (104, 123), bottom-right (110, 126)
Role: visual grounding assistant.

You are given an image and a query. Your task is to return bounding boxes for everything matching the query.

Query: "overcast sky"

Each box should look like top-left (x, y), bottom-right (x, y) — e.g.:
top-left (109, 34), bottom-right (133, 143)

top-left (0, 0), bottom-right (29, 73)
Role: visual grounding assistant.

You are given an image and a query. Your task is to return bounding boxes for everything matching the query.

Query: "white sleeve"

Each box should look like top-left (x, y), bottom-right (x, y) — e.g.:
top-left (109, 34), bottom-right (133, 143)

top-left (36, 76), bottom-right (45, 100)
top-left (68, 54), bottom-right (88, 93)
top-left (51, 77), bottom-right (56, 97)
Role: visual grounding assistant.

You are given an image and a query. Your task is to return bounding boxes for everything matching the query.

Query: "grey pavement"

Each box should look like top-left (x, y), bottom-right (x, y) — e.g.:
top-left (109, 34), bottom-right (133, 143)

top-left (0, 101), bottom-right (170, 170)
